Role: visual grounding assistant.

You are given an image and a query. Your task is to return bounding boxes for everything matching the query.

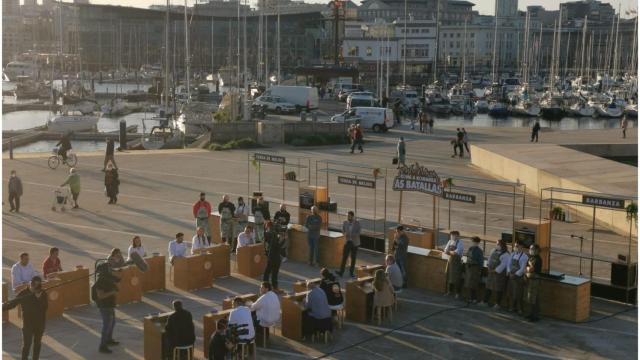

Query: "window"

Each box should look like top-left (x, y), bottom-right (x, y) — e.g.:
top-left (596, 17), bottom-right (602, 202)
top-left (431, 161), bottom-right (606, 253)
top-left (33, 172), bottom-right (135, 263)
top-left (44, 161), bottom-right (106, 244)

top-left (366, 47), bottom-right (372, 56)
top-left (456, 41), bottom-right (460, 48)
top-left (348, 46), bottom-right (359, 56)
top-left (443, 33), bottom-right (447, 38)
top-left (421, 28), bottom-right (429, 33)
top-left (450, 41), bottom-right (454, 48)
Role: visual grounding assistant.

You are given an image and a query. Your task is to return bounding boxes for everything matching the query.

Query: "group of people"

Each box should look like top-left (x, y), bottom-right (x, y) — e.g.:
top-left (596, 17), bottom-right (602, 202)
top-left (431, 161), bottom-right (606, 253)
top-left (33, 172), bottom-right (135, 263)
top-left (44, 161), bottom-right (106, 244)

top-left (451, 128), bottom-right (470, 158)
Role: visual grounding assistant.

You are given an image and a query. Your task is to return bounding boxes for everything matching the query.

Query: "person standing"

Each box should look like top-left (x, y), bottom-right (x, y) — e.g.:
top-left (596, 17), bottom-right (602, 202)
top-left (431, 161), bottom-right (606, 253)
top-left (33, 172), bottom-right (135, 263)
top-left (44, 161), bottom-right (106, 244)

top-left (419, 110), bottom-right (428, 133)
top-left (428, 116), bottom-right (434, 134)
top-left (127, 236), bottom-right (146, 261)
top-left (508, 241), bottom-right (529, 315)
top-left (92, 263), bottom-right (119, 354)
top-left (462, 128), bottom-right (471, 155)
top-left (350, 124), bottom-right (364, 153)
top-left (525, 244), bottom-right (543, 322)
top-left (464, 237), bottom-right (484, 303)
top-left (60, 167), bottom-right (80, 209)
top-left (531, 121), bottom-right (541, 142)
top-left (8, 170), bottom-right (23, 213)
top-left (42, 247), bottom-right (63, 278)
top-left (103, 138), bottom-right (118, 171)
top-left (217, 195), bottom-right (236, 245)
top-left (454, 128), bottom-right (464, 158)
top-left (304, 206), bottom-right (323, 266)
top-left (193, 192), bottom-right (212, 242)
top-left (484, 239), bottom-right (510, 308)
top-left (273, 204), bottom-right (291, 261)
top-left (392, 226), bottom-right (409, 288)
top-left (393, 99), bottom-right (401, 124)
top-left (233, 197), bottom-right (250, 252)
top-left (164, 300), bottom-right (196, 360)
top-left (12, 253), bottom-right (37, 291)
top-left (397, 137), bottom-right (406, 168)
top-left (444, 231), bottom-right (464, 299)
top-left (104, 163), bottom-right (120, 205)
top-left (263, 222), bottom-right (284, 289)
top-left (3, 276), bottom-right (48, 360)
top-left (621, 117), bottom-right (629, 138)
top-left (253, 197), bottom-right (270, 243)
top-left (337, 211), bottom-right (361, 278)
top-left (191, 227), bottom-right (211, 254)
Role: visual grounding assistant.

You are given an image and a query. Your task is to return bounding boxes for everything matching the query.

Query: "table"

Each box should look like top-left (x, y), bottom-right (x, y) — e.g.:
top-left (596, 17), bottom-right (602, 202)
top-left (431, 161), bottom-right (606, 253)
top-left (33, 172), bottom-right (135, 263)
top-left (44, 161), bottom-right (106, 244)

top-left (237, 243), bottom-right (267, 279)
top-left (356, 265), bottom-right (385, 279)
top-left (114, 265), bottom-right (143, 305)
top-left (203, 309), bottom-right (233, 355)
top-left (288, 225), bottom-right (345, 268)
top-left (223, 293), bottom-right (258, 310)
top-left (172, 253), bottom-right (216, 291)
top-left (292, 278), bottom-right (322, 293)
top-left (195, 244), bottom-right (231, 279)
top-left (406, 247), bottom-right (448, 293)
top-left (388, 225), bottom-right (434, 252)
top-left (140, 255), bottom-right (166, 292)
top-left (281, 291), bottom-right (309, 341)
top-left (144, 311), bottom-right (172, 360)
top-left (55, 267), bottom-right (90, 309)
top-left (539, 275), bottom-right (591, 322)
top-left (15, 279), bottom-right (64, 320)
top-left (345, 276), bottom-right (374, 323)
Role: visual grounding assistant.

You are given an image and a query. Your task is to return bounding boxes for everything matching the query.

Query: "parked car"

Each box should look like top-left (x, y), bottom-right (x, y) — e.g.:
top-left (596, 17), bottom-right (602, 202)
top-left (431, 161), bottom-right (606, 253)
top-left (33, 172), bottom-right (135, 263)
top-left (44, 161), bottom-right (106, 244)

top-left (330, 107), bottom-right (394, 132)
top-left (265, 85), bottom-right (319, 111)
top-left (253, 95), bottom-right (296, 113)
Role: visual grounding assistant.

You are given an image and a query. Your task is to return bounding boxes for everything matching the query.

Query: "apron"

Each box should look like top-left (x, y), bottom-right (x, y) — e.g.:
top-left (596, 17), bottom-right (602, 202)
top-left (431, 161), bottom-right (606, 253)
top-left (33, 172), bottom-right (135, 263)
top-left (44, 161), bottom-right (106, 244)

top-left (254, 209), bottom-right (265, 243)
top-left (464, 247), bottom-right (482, 290)
top-left (235, 204), bottom-right (248, 238)
top-left (196, 207), bottom-right (210, 236)
top-left (510, 253), bottom-right (525, 299)
top-left (525, 257), bottom-right (541, 304)
top-left (219, 206), bottom-right (233, 239)
top-left (445, 240), bottom-right (462, 285)
top-left (487, 250), bottom-right (506, 292)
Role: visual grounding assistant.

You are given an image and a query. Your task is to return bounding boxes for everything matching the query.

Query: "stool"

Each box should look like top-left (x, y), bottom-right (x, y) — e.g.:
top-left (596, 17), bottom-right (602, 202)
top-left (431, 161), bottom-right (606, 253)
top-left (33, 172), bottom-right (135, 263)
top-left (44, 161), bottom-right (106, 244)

top-left (311, 330), bottom-right (332, 344)
top-left (329, 303), bottom-right (345, 329)
top-left (172, 345), bottom-right (193, 360)
top-left (237, 338), bottom-right (256, 360)
top-left (372, 305), bottom-right (393, 325)
top-left (393, 289), bottom-right (403, 311)
top-left (258, 325), bottom-right (276, 348)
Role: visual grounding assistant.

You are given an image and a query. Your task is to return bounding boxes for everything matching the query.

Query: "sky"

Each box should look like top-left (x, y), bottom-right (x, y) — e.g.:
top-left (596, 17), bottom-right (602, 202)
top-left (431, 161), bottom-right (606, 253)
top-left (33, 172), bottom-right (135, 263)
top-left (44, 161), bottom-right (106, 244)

top-left (67, 0), bottom-right (638, 17)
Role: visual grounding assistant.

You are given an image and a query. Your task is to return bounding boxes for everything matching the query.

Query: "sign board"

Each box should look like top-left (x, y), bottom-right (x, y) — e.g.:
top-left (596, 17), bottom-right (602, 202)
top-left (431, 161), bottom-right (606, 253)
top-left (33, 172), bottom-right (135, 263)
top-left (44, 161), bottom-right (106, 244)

top-left (338, 176), bottom-right (376, 189)
top-left (581, 195), bottom-right (625, 209)
top-left (392, 164), bottom-right (442, 196)
top-left (254, 153), bottom-right (285, 164)
top-left (443, 191), bottom-right (476, 204)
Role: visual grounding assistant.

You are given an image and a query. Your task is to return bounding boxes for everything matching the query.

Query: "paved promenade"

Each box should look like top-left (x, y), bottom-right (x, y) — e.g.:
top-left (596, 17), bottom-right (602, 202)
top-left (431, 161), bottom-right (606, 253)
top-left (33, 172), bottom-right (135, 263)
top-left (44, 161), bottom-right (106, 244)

top-left (2, 124), bottom-right (637, 359)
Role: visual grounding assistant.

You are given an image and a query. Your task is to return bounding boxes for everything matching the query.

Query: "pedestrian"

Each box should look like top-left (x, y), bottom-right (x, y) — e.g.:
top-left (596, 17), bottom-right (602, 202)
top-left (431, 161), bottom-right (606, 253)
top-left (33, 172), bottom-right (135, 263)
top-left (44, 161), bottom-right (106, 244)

top-left (336, 210), bottom-right (361, 278)
top-left (193, 192), bottom-right (212, 242)
top-left (412, 103), bottom-right (418, 119)
top-left (217, 195), bottom-right (236, 245)
top-left (92, 263), bottom-right (119, 354)
top-left (319, 87), bottom-right (326, 100)
top-left (3, 276), bottom-right (48, 360)
top-left (393, 100), bottom-right (401, 124)
top-left (531, 121), bottom-right (540, 142)
top-left (60, 167), bottom-right (80, 209)
top-left (455, 128), bottom-right (464, 158)
top-left (304, 206), bottom-right (322, 266)
top-left (621, 117), bottom-right (628, 138)
top-left (397, 137), bottom-right (406, 167)
top-left (104, 163), bottom-right (120, 205)
top-left (382, 95), bottom-right (388, 108)
top-left (462, 128), bottom-right (471, 155)
top-left (419, 110), bottom-right (428, 133)
top-left (350, 124), bottom-right (364, 153)
top-left (263, 222), bottom-right (284, 289)
top-left (103, 138), bottom-right (118, 171)
top-left (428, 116), bottom-right (434, 134)
top-left (8, 170), bottom-right (23, 213)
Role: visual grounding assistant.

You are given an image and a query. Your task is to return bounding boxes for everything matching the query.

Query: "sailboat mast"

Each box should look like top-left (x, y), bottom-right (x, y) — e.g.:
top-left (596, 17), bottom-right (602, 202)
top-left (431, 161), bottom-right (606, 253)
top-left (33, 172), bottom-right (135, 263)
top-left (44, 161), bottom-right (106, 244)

top-left (491, 0), bottom-right (499, 83)
top-left (461, 16), bottom-right (467, 82)
top-left (579, 15), bottom-right (587, 80)
top-left (184, 0), bottom-right (190, 102)
top-left (433, 0), bottom-right (440, 83)
top-left (164, 0), bottom-right (170, 108)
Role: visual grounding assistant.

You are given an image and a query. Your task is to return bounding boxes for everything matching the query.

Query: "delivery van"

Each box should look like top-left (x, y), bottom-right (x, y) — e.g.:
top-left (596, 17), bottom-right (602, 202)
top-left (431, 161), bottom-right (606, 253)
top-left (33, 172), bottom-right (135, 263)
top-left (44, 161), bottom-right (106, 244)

top-left (330, 107), bottom-right (394, 132)
top-left (265, 86), bottom-right (319, 111)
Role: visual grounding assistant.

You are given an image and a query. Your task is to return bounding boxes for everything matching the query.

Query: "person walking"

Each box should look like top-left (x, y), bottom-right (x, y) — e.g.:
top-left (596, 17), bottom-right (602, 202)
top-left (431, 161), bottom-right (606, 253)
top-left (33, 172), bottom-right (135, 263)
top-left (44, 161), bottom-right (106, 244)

top-left (455, 128), bottom-right (464, 158)
top-left (396, 137), bottom-right (406, 167)
top-left (60, 167), bottom-right (80, 209)
top-left (621, 117), bottom-right (628, 138)
top-left (104, 163), bottom-right (120, 205)
top-left (462, 128), bottom-right (471, 155)
top-left (3, 276), bottom-right (48, 360)
top-left (428, 116), bottom-right (434, 134)
top-left (350, 124), bottom-right (364, 153)
top-left (531, 121), bottom-right (541, 142)
top-left (304, 206), bottom-right (323, 266)
top-left (263, 222), bottom-right (284, 289)
top-left (336, 211), bottom-right (361, 278)
top-left (103, 138), bottom-right (118, 171)
top-left (8, 170), bottom-right (23, 213)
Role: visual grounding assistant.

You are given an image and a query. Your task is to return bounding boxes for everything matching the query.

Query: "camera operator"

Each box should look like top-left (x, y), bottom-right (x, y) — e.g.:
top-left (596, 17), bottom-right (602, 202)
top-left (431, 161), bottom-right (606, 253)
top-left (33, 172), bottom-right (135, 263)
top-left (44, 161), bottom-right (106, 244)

top-left (228, 297), bottom-right (255, 344)
top-left (273, 204), bottom-right (290, 261)
top-left (208, 319), bottom-right (234, 360)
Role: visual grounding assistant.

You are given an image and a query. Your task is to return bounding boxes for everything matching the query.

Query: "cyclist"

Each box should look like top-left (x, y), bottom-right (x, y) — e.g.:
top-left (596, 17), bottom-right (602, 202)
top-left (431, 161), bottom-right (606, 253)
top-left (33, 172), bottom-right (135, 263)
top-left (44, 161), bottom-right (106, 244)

top-left (56, 132), bottom-right (72, 164)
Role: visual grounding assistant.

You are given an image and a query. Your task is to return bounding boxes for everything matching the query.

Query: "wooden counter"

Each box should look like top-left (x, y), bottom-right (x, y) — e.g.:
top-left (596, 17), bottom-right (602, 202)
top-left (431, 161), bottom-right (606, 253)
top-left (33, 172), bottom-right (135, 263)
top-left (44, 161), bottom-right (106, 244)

top-left (237, 243), bottom-right (267, 279)
top-left (406, 248), bottom-right (448, 293)
top-left (140, 255), bottom-right (166, 292)
top-left (144, 312), bottom-right (171, 360)
top-left (223, 293), bottom-right (258, 310)
top-left (203, 309), bottom-right (233, 355)
top-left (207, 244), bottom-right (231, 278)
top-left (293, 278), bottom-right (322, 293)
top-left (281, 291), bottom-right (309, 341)
top-left (55, 267), bottom-right (91, 309)
top-left (539, 275), bottom-right (591, 322)
top-left (388, 225), bottom-right (434, 252)
top-left (15, 279), bottom-right (65, 320)
top-left (114, 265), bottom-right (143, 305)
top-left (356, 265), bottom-right (385, 279)
top-left (288, 225), bottom-right (345, 268)
top-left (345, 276), bottom-right (374, 323)
top-left (172, 253), bottom-right (215, 291)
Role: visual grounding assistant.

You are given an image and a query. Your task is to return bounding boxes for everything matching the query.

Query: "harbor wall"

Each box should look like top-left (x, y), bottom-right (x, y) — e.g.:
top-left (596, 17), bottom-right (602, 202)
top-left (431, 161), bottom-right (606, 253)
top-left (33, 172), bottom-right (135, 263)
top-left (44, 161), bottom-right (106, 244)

top-left (210, 121), bottom-right (350, 145)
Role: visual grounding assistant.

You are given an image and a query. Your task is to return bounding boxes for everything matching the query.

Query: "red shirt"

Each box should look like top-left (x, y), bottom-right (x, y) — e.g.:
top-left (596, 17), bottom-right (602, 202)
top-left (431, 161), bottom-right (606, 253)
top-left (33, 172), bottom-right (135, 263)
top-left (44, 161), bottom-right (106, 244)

top-left (192, 200), bottom-right (212, 218)
top-left (42, 256), bottom-right (62, 277)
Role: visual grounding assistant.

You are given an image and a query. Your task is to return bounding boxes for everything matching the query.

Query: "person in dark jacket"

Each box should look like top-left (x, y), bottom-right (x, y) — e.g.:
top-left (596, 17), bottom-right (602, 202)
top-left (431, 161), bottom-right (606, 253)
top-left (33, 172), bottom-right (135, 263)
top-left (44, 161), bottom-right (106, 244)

top-left (263, 222), bottom-right (284, 289)
top-left (208, 319), bottom-right (233, 360)
top-left (104, 163), bottom-right (120, 204)
top-left (392, 226), bottom-right (409, 288)
top-left (93, 263), bottom-right (119, 354)
top-left (55, 132), bottom-right (72, 162)
top-left (531, 121), bottom-right (541, 142)
top-left (273, 204), bottom-right (291, 260)
top-left (103, 138), bottom-right (118, 171)
top-left (8, 170), bottom-right (23, 213)
top-left (319, 268), bottom-right (343, 306)
top-left (164, 300), bottom-right (196, 360)
top-left (3, 276), bottom-right (48, 360)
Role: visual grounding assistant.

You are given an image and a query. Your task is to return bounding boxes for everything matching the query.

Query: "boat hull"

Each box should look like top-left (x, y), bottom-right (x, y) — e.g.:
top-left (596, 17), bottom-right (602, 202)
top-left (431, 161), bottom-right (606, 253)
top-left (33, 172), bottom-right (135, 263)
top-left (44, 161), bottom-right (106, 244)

top-left (540, 107), bottom-right (565, 120)
top-left (48, 115), bottom-right (99, 133)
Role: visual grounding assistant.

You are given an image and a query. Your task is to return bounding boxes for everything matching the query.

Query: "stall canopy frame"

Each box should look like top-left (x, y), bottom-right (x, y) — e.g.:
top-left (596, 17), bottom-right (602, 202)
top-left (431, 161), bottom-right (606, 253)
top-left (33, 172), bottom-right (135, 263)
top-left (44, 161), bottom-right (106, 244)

top-left (247, 152), bottom-right (311, 205)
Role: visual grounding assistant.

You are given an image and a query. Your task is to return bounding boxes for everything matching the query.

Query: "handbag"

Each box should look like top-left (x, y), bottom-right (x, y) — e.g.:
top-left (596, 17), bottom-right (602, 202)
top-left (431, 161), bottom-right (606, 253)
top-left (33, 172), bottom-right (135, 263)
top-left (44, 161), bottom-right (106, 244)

top-left (392, 157), bottom-right (398, 165)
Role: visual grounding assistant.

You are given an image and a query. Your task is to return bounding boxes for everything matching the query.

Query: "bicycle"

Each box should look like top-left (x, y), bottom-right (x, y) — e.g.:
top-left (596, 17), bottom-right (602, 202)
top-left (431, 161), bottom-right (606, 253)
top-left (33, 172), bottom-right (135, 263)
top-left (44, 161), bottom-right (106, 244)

top-left (48, 147), bottom-right (78, 169)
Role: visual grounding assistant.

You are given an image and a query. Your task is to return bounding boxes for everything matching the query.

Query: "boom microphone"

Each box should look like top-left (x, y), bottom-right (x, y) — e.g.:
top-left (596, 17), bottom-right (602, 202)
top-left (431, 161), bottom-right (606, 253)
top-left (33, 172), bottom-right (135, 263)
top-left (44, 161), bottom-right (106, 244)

top-left (125, 252), bottom-right (149, 273)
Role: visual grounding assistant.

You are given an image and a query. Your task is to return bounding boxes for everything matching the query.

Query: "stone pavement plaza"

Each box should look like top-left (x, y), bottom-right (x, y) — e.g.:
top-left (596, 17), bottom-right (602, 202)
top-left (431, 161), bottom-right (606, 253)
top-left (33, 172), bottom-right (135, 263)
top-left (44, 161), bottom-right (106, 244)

top-left (2, 125), bottom-right (637, 359)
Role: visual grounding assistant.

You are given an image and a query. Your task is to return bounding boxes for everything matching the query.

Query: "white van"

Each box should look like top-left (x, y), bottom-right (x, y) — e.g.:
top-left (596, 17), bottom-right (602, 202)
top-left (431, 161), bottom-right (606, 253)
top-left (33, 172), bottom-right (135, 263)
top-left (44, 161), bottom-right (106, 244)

top-left (265, 86), bottom-right (319, 111)
top-left (331, 107), bottom-right (394, 132)
top-left (347, 92), bottom-right (376, 108)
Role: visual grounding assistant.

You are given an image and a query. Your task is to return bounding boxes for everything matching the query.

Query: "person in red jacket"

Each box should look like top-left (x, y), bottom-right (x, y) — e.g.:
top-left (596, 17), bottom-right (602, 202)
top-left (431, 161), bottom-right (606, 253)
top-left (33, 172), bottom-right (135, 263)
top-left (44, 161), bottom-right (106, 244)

top-left (193, 192), bottom-right (212, 241)
top-left (42, 247), bottom-right (62, 278)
